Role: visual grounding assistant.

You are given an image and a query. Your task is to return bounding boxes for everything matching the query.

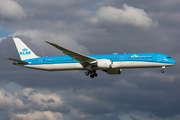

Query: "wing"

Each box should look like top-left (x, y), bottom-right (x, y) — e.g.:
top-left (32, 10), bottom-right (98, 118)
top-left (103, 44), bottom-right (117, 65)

top-left (45, 41), bottom-right (97, 67)
top-left (6, 58), bottom-right (28, 64)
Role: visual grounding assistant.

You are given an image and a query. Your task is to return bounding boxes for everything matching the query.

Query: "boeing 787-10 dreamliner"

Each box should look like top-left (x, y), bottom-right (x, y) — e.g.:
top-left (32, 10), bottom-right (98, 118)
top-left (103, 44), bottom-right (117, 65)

top-left (6, 38), bottom-right (176, 78)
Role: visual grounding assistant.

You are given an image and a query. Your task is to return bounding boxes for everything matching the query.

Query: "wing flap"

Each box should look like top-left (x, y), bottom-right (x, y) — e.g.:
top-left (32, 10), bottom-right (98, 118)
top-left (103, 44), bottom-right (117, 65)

top-left (6, 58), bottom-right (28, 64)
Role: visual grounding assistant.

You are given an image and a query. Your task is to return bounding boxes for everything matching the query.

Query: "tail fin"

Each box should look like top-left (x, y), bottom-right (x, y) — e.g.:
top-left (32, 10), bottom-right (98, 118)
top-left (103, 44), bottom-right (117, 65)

top-left (13, 38), bottom-right (39, 60)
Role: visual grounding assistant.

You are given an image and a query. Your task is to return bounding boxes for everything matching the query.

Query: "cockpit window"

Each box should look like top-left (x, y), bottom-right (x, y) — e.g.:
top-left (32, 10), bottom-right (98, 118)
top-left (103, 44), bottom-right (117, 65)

top-left (167, 57), bottom-right (171, 59)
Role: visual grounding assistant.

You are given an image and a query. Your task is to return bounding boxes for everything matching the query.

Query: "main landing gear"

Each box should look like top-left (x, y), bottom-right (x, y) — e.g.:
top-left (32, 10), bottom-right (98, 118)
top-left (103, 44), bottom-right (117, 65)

top-left (85, 70), bottom-right (98, 78)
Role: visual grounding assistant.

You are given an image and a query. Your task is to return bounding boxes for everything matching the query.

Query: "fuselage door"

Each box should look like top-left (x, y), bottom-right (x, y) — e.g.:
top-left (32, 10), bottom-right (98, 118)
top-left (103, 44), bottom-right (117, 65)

top-left (120, 56), bottom-right (124, 61)
top-left (157, 55), bottom-right (162, 61)
top-left (38, 59), bottom-right (42, 64)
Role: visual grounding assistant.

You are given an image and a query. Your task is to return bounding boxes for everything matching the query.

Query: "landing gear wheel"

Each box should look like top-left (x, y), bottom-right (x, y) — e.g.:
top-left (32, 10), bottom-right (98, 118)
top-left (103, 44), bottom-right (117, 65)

top-left (161, 66), bottom-right (165, 73)
top-left (94, 73), bottom-right (98, 77)
top-left (85, 72), bottom-right (89, 76)
top-left (85, 70), bottom-right (98, 78)
top-left (90, 75), bottom-right (94, 78)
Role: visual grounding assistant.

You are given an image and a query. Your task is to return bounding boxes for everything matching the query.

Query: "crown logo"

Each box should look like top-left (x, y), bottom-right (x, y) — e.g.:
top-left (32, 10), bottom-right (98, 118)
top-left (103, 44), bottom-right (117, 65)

top-left (131, 54), bottom-right (138, 57)
top-left (22, 48), bottom-right (28, 51)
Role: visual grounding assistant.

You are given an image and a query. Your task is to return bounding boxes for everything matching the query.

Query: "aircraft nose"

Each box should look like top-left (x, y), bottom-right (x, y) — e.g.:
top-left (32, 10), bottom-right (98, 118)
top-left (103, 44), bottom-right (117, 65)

top-left (172, 59), bottom-right (176, 64)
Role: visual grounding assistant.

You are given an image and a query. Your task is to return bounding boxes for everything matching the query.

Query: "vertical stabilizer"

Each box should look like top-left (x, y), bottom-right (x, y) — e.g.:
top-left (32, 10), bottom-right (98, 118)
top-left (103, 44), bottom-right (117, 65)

top-left (13, 38), bottom-right (39, 60)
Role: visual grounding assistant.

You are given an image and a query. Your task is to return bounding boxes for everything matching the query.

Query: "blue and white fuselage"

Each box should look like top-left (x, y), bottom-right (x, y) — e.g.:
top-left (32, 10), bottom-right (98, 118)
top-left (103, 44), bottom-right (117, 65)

top-left (7, 38), bottom-right (176, 78)
top-left (22, 53), bottom-right (175, 70)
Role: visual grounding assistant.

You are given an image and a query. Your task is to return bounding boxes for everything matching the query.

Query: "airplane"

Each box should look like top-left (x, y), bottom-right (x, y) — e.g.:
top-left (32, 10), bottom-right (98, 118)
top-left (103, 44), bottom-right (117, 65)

top-left (6, 38), bottom-right (176, 78)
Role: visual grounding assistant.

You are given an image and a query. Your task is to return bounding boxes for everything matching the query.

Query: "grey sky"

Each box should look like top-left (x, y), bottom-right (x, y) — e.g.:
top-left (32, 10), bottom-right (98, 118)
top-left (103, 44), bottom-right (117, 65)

top-left (0, 0), bottom-right (180, 120)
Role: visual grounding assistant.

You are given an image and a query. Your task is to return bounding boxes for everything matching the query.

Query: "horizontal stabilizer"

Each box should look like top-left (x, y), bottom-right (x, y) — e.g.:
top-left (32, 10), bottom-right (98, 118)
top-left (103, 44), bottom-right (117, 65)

top-left (6, 58), bottom-right (28, 64)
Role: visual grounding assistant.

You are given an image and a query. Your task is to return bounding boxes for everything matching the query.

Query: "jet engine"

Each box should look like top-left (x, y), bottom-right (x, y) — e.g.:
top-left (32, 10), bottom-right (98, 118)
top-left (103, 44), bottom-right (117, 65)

top-left (103, 69), bottom-right (121, 74)
top-left (96, 59), bottom-right (113, 69)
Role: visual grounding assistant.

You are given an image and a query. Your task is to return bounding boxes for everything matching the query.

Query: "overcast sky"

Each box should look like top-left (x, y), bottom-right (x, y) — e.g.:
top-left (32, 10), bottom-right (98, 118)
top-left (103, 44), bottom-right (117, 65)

top-left (0, 0), bottom-right (180, 120)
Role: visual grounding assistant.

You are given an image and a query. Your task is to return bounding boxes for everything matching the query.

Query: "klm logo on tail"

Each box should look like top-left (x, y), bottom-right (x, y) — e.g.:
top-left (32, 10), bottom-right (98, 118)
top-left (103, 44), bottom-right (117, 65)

top-left (20, 48), bottom-right (31, 55)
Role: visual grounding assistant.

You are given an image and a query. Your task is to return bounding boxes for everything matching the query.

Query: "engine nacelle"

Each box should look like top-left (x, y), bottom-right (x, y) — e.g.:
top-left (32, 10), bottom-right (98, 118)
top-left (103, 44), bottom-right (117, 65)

top-left (97, 59), bottom-right (113, 69)
top-left (104, 69), bottom-right (121, 74)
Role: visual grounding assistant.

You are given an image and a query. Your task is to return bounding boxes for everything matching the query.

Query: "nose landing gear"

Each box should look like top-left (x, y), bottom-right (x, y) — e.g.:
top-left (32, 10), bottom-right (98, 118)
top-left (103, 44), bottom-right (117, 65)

top-left (85, 70), bottom-right (98, 78)
top-left (161, 66), bottom-right (165, 73)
